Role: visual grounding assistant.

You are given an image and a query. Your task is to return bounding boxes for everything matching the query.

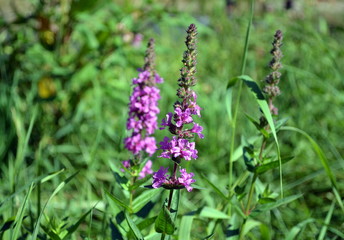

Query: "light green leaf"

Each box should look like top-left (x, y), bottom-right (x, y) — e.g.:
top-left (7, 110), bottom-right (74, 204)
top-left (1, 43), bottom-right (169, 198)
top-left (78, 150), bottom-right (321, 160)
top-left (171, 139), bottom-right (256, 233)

top-left (200, 174), bottom-right (227, 200)
top-left (12, 183), bottom-right (34, 240)
top-left (281, 126), bottom-right (344, 212)
top-left (104, 188), bottom-right (132, 213)
top-left (32, 172), bottom-right (79, 240)
top-left (132, 188), bottom-right (161, 213)
top-left (200, 207), bottom-right (230, 219)
top-left (251, 194), bottom-right (302, 217)
top-left (125, 212), bottom-right (144, 240)
top-left (178, 215), bottom-right (194, 240)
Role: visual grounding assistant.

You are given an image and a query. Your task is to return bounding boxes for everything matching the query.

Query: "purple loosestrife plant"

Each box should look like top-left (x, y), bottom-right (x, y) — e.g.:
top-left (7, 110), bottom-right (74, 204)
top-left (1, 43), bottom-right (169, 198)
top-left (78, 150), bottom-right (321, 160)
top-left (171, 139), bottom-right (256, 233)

top-left (152, 24), bottom-right (202, 194)
top-left (123, 38), bottom-right (163, 178)
top-left (263, 30), bottom-right (283, 116)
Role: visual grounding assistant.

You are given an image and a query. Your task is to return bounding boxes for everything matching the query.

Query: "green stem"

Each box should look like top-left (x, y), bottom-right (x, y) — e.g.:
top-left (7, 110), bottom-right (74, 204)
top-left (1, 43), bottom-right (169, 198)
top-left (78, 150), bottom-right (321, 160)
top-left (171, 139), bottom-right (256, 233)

top-left (167, 163), bottom-right (178, 210)
top-left (228, 0), bottom-right (255, 216)
top-left (245, 173), bottom-right (257, 215)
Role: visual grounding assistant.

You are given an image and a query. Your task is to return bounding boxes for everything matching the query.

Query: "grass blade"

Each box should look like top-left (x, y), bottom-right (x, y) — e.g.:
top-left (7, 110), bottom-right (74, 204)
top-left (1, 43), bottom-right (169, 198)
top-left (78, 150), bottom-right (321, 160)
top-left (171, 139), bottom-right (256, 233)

top-left (318, 200), bottom-right (335, 240)
top-left (32, 171), bottom-right (79, 239)
top-left (12, 183), bottom-right (34, 240)
top-left (281, 126), bottom-right (344, 212)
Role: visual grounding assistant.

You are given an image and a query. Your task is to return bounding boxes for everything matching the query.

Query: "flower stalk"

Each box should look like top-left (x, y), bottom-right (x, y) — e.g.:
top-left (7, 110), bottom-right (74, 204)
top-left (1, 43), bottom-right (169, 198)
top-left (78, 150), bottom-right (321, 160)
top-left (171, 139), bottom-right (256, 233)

top-left (152, 23), bottom-right (202, 195)
top-left (122, 38), bottom-right (163, 208)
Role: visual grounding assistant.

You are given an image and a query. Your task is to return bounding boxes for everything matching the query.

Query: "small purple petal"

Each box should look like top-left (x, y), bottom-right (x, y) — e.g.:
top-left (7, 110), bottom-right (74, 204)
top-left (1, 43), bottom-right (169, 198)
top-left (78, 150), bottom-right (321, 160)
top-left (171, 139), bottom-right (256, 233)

top-left (152, 167), bottom-right (169, 188)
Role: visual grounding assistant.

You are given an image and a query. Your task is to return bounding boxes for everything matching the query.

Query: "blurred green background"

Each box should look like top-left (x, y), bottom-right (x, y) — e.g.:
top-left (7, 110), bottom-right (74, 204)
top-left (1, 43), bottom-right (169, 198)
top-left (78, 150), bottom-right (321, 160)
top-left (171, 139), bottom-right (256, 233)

top-left (1, 0), bottom-right (344, 239)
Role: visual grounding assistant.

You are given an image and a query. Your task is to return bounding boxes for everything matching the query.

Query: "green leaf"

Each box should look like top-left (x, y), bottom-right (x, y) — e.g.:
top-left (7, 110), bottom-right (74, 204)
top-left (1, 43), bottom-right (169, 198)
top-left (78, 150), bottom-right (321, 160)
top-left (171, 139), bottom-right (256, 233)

top-left (234, 74), bottom-right (283, 195)
top-left (104, 188), bottom-right (132, 213)
top-left (32, 171), bottom-right (79, 240)
top-left (12, 183), bottom-right (34, 240)
top-left (178, 215), bottom-right (194, 240)
top-left (170, 190), bottom-right (180, 222)
top-left (244, 113), bottom-right (269, 138)
top-left (129, 175), bottom-right (151, 191)
top-left (318, 200), bottom-right (335, 240)
top-left (41, 225), bottom-right (62, 240)
top-left (285, 219), bottom-right (315, 240)
top-left (241, 219), bottom-right (262, 238)
top-left (154, 205), bottom-right (175, 235)
top-left (137, 217), bottom-right (157, 230)
top-left (62, 205), bottom-right (96, 239)
top-left (255, 156), bottom-right (294, 174)
top-left (200, 174), bottom-right (227, 200)
top-left (125, 212), bottom-right (144, 240)
top-left (132, 188), bottom-right (161, 213)
top-left (0, 169), bottom-right (65, 209)
top-left (258, 198), bottom-right (276, 204)
top-left (281, 126), bottom-right (344, 212)
top-left (0, 217), bottom-right (15, 233)
top-left (251, 194), bottom-right (302, 217)
top-left (200, 207), bottom-right (230, 219)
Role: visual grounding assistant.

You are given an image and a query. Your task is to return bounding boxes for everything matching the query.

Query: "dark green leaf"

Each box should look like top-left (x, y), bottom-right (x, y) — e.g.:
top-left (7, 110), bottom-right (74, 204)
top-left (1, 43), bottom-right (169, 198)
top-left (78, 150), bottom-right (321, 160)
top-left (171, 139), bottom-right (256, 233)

top-left (63, 205), bottom-right (96, 239)
top-left (0, 217), bottom-right (15, 232)
top-left (136, 217), bottom-right (157, 230)
top-left (255, 156), bottom-right (294, 174)
top-left (244, 113), bottom-right (269, 138)
top-left (154, 205), bottom-right (175, 235)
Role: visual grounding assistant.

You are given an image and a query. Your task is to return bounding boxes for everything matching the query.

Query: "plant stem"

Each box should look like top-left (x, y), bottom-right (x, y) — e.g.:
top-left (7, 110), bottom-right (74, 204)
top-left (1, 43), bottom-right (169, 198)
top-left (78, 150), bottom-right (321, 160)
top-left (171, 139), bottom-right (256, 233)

top-left (167, 162), bottom-right (178, 210)
top-left (228, 0), bottom-right (255, 216)
top-left (245, 173), bottom-right (257, 215)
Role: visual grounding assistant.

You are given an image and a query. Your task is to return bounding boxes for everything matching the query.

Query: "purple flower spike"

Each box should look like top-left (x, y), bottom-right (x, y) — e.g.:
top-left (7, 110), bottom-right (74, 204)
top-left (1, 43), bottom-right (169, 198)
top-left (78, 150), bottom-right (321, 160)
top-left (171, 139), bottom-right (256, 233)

top-left (152, 24), bottom-right (202, 193)
top-left (124, 39), bottom-right (163, 157)
top-left (178, 168), bottom-right (196, 192)
top-left (152, 167), bottom-right (169, 188)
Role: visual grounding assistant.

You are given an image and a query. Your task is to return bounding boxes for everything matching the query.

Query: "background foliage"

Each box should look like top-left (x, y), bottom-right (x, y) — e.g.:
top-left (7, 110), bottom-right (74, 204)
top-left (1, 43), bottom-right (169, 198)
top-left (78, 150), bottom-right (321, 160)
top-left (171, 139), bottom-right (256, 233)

top-left (1, 0), bottom-right (344, 239)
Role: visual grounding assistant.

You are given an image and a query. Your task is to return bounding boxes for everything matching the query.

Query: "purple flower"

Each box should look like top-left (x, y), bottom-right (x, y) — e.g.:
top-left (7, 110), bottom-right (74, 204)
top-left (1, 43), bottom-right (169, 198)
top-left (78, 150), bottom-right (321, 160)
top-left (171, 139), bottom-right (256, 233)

top-left (152, 24), bottom-right (201, 193)
top-left (190, 123), bottom-right (204, 139)
top-left (139, 160), bottom-right (153, 179)
top-left (132, 33), bottom-right (143, 47)
top-left (152, 167), bottom-right (169, 188)
top-left (121, 160), bottom-right (131, 172)
top-left (151, 167), bottom-right (196, 192)
top-left (174, 107), bottom-right (193, 127)
top-left (178, 168), bottom-right (196, 192)
top-left (158, 136), bottom-right (198, 161)
top-left (125, 69), bottom-right (163, 156)
top-left (160, 112), bottom-right (173, 130)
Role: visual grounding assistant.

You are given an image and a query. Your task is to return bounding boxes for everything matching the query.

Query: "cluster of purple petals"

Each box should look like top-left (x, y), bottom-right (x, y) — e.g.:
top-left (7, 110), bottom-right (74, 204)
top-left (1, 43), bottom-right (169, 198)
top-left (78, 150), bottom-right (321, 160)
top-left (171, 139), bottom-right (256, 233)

top-left (159, 90), bottom-right (203, 161)
top-left (121, 160), bottom-right (153, 179)
top-left (159, 136), bottom-right (198, 161)
top-left (125, 70), bottom-right (163, 156)
top-left (152, 167), bottom-right (196, 192)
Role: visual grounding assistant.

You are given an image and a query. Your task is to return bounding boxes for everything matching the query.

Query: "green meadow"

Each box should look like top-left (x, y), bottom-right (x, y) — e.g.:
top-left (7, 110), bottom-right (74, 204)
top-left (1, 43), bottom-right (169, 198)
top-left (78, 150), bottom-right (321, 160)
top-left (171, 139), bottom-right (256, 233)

top-left (1, 0), bottom-right (344, 239)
